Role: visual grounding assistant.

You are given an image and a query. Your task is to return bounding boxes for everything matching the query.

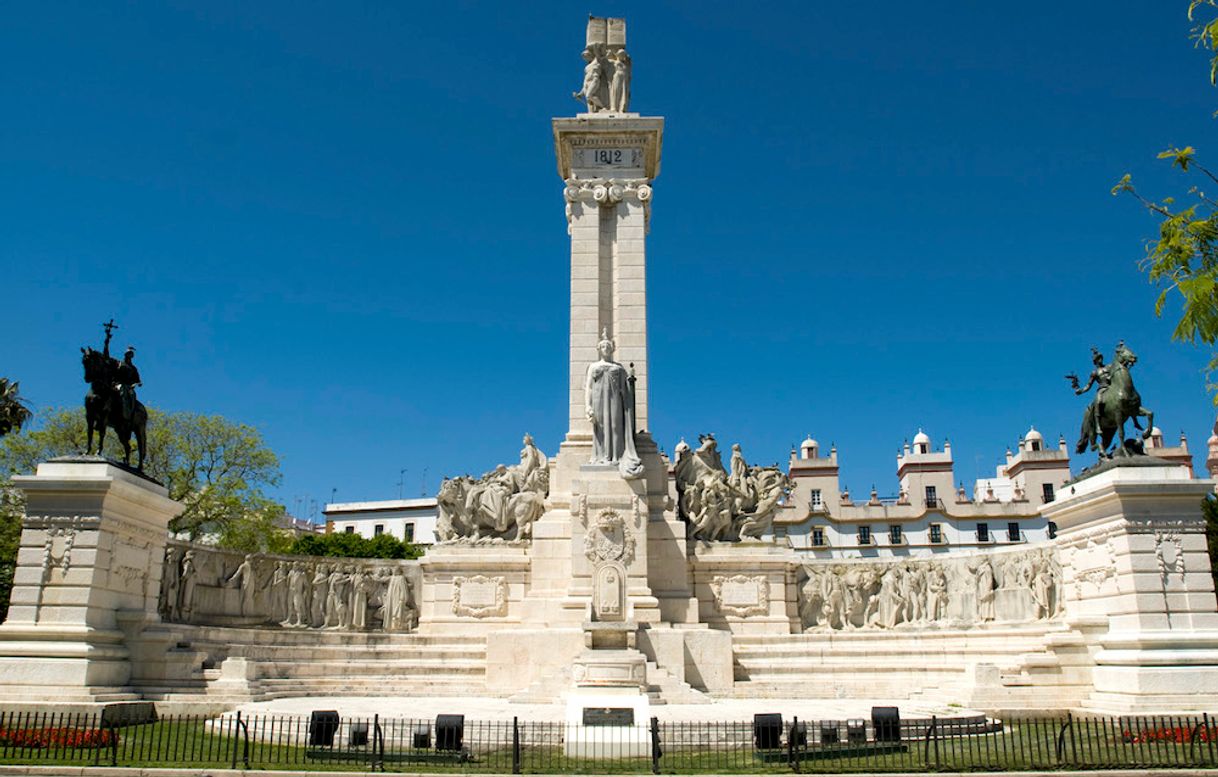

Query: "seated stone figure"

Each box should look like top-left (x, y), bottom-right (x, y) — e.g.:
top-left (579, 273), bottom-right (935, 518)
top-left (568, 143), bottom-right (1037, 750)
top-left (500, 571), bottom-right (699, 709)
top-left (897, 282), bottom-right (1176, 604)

top-left (436, 434), bottom-right (549, 542)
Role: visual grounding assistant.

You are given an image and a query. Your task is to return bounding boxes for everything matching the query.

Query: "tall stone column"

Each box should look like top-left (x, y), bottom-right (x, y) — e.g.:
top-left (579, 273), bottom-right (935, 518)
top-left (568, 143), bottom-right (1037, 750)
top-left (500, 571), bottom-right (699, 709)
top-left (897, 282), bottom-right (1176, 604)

top-left (1043, 463), bottom-right (1218, 712)
top-left (0, 457), bottom-right (183, 706)
top-left (554, 117), bottom-right (663, 465)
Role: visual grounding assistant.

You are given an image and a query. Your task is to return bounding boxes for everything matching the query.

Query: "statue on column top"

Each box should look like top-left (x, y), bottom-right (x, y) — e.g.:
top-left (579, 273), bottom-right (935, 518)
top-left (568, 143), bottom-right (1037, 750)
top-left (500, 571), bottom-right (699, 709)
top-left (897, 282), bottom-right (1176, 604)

top-left (573, 17), bottom-right (631, 114)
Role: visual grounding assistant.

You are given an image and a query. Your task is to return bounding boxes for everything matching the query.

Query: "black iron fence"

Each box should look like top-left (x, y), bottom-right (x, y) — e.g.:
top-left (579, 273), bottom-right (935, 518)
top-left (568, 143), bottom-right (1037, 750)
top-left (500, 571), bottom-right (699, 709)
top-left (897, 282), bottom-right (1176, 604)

top-left (0, 710), bottom-right (1217, 773)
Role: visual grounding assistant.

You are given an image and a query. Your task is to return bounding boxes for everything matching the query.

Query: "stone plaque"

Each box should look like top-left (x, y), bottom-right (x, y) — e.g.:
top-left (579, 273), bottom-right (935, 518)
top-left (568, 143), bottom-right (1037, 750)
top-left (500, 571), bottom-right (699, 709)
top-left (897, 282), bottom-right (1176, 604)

top-left (582, 707), bottom-right (634, 726)
top-left (452, 575), bottom-right (508, 618)
top-left (710, 574), bottom-right (770, 618)
top-left (573, 146), bottom-right (643, 171)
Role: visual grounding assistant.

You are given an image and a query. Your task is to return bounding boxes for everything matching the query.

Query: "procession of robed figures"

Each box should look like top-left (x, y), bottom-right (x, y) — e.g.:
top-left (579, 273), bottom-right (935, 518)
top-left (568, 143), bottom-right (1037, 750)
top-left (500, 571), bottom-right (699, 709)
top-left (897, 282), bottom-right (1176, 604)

top-left (160, 544), bottom-right (417, 632)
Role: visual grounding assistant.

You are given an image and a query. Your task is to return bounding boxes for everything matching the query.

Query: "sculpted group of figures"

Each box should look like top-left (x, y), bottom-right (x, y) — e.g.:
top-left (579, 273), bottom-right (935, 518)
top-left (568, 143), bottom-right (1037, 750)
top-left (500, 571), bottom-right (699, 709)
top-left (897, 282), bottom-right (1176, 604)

top-left (573, 41), bottom-right (631, 113)
top-left (436, 434), bottom-right (549, 542)
top-left (798, 547), bottom-right (1063, 631)
top-left (160, 544), bottom-right (416, 632)
top-left (674, 434), bottom-right (793, 541)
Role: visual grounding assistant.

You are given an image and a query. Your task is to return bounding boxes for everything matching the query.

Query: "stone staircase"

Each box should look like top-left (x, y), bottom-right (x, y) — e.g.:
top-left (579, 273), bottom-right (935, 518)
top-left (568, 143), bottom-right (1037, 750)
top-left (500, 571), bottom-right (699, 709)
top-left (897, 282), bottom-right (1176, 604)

top-left (729, 622), bottom-right (1091, 709)
top-left (644, 660), bottom-right (712, 705)
top-left (138, 625), bottom-right (489, 710)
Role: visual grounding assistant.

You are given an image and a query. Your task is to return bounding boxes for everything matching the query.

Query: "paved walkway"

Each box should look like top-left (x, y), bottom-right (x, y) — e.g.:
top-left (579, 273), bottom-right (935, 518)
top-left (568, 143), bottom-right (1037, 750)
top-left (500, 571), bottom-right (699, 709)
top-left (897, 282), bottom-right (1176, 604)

top-left (233, 695), bottom-right (983, 722)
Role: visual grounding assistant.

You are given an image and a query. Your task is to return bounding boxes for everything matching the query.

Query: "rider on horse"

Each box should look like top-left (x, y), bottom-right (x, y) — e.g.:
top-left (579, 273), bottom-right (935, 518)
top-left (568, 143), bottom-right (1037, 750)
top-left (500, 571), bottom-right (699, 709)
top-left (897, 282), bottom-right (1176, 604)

top-left (1070, 347), bottom-right (1112, 439)
top-left (114, 346), bottom-right (141, 426)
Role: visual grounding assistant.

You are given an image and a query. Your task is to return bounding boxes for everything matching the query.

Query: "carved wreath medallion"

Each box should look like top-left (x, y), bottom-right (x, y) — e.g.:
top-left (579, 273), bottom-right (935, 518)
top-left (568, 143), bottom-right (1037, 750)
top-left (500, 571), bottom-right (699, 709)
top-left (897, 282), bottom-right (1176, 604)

top-left (584, 508), bottom-right (636, 566)
top-left (710, 574), bottom-right (770, 618)
top-left (451, 575), bottom-right (508, 619)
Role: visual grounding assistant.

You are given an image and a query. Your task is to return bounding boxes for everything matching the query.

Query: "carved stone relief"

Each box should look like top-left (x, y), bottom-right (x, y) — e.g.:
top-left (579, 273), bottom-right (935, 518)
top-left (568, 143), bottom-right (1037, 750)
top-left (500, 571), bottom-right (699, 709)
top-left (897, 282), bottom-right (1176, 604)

top-left (160, 541), bottom-right (418, 632)
top-left (593, 563), bottom-right (626, 622)
top-left (798, 546), bottom-right (1063, 631)
top-left (1155, 531), bottom-right (1186, 589)
top-left (584, 508), bottom-right (636, 566)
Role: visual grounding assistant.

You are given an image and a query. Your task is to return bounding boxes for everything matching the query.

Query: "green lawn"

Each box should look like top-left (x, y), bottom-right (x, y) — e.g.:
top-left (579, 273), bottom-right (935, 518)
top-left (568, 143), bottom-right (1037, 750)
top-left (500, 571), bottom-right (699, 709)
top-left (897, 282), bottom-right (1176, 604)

top-left (0, 716), bottom-right (1215, 773)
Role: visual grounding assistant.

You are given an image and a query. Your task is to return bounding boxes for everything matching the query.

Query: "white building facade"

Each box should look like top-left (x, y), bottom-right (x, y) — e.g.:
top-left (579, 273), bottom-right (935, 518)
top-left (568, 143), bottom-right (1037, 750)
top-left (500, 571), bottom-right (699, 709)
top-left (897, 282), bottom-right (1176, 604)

top-left (323, 498), bottom-right (439, 545)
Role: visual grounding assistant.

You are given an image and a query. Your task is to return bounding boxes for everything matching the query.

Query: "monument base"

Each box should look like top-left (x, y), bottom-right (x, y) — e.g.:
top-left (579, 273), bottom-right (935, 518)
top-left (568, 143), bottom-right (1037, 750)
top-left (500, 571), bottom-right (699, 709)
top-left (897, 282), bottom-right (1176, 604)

top-left (418, 544), bottom-right (530, 633)
top-left (691, 540), bottom-right (800, 635)
top-left (0, 458), bottom-right (182, 707)
top-left (563, 687), bottom-right (652, 758)
top-left (1044, 463), bottom-right (1218, 713)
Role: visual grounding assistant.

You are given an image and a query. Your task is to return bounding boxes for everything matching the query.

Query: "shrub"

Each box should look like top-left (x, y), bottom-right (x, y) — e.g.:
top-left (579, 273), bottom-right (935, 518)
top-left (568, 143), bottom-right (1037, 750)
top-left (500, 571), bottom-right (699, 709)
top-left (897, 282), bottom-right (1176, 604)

top-left (0, 726), bottom-right (117, 748)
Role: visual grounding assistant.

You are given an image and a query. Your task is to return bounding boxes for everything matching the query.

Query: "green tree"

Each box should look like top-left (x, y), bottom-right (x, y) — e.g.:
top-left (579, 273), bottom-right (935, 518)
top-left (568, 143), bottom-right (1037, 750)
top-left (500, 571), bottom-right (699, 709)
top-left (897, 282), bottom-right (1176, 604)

top-left (1114, 2), bottom-right (1218, 399)
top-left (288, 531), bottom-right (423, 560)
top-left (0, 379), bottom-right (31, 438)
top-left (1206, 496), bottom-right (1218, 594)
top-left (0, 407), bottom-right (284, 541)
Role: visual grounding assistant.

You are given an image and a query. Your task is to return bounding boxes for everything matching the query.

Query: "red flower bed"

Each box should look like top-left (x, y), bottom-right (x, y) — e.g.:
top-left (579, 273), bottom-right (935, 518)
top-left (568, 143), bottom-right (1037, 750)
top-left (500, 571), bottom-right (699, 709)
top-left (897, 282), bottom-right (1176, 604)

top-left (1123, 726), bottom-right (1218, 744)
top-left (0, 727), bottom-right (116, 749)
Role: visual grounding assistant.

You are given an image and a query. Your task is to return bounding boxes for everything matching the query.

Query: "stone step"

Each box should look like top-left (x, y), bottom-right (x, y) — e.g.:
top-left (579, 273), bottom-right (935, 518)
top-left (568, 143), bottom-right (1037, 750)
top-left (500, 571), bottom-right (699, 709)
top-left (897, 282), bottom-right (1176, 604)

top-left (252, 677), bottom-right (488, 696)
top-left (188, 643), bottom-right (486, 662)
top-left (644, 661), bottom-right (712, 705)
top-left (181, 624), bottom-right (485, 648)
top-left (251, 660), bottom-right (485, 678)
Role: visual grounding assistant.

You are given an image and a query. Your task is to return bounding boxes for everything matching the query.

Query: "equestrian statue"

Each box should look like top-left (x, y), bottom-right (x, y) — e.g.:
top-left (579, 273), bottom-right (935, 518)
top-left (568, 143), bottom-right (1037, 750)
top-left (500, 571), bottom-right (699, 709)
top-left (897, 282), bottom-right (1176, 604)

top-left (1066, 341), bottom-right (1154, 459)
top-left (80, 319), bottom-right (148, 469)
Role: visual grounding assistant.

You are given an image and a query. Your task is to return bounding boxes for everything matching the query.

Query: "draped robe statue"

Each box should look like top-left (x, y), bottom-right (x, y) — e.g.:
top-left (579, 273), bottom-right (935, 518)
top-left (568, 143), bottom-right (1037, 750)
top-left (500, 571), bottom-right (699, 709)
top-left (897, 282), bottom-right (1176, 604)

top-left (584, 330), bottom-right (643, 478)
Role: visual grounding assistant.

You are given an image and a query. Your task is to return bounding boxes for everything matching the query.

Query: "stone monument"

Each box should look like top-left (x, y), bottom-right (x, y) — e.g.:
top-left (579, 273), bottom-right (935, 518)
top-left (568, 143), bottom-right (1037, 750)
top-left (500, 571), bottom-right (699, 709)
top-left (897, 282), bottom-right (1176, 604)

top-left (5, 15), bottom-right (1218, 722)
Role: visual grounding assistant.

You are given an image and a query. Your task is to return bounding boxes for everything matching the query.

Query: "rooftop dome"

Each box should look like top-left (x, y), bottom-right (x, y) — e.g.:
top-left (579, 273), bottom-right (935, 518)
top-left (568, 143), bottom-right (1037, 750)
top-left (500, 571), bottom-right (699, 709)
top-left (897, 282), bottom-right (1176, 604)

top-left (912, 429), bottom-right (931, 446)
top-left (801, 435), bottom-right (817, 448)
top-left (1024, 426), bottom-right (1043, 443)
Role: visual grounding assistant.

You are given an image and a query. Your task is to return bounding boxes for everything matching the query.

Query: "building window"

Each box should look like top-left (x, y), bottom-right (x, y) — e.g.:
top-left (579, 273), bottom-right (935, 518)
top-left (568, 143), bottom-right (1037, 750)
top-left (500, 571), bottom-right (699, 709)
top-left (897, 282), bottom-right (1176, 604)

top-left (977, 523), bottom-right (990, 543)
top-left (404, 523), bottom-right (415, 543)
top-left (811, 527), bottom-right (826, 547)
top-left (344, 526), bottom-right (355, 534)
top-left (1048, 521), bottom-right (1058, 540)
top-left (1007, 522), bottom-right (1020, 542)
top-left (1030, 440), bottom-right (1041, 452)
top-left (810, 489), bottom-right (823, 511)
top-left (888, 525), bottom-right (903, 544)
top-left (924, 485), bottom-right (937, 507)
top-left (1042, 483), bottom-right (1055, 503)
top-left (929, 523), bottom-right (944, 544)
top-left (857, 526), bottom-right (872, 545)
top-left (374, 524), bottom-right (384, 536)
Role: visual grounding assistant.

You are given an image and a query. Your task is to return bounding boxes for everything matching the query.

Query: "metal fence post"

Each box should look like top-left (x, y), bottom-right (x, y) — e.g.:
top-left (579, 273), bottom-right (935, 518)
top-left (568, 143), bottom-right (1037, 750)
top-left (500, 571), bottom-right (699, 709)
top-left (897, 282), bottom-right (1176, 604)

top-left (1055, 712), bottom-right (1072, 766)
top-left (371, 714), bottom-right (381, 772)
top-left (512, 716), bottom-right (521, 774)
top-left (109, 720), bottom-right (118, 767)
top-left (650, 716), bottom-right (661, 774)
top-left (230, 711), bottom-right (241, 770)
top-left (788, 716), bottom-right (799, 773)
top-left (923, 715), bottom-right (938, 769)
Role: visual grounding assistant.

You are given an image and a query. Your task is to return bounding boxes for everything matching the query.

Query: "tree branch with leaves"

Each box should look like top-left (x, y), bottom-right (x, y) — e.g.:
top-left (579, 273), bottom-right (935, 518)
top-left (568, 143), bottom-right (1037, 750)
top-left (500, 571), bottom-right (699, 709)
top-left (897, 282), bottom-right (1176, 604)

top-left (1114, 2), bottom-right (1218, 401)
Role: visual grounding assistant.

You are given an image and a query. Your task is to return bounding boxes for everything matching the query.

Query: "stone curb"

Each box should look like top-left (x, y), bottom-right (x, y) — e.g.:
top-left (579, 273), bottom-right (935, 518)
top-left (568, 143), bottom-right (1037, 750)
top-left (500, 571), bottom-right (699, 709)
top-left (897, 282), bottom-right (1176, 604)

top-left (4, 770), bottom-right (1218, 777)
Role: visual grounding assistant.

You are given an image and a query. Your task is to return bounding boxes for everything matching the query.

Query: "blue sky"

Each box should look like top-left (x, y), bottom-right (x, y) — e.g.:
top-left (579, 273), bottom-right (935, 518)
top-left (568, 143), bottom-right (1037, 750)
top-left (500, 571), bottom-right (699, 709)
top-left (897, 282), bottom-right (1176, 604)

top-left (3, 1), bottom-right (1217, 519)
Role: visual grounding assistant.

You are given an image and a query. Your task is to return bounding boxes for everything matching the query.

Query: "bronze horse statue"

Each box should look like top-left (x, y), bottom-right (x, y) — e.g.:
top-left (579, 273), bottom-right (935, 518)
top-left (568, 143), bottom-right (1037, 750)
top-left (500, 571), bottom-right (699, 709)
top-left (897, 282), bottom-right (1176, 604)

top-left (1076, 342), bottom-right (1154, 458)
top-left (81, 347), bottom-right (147, 469)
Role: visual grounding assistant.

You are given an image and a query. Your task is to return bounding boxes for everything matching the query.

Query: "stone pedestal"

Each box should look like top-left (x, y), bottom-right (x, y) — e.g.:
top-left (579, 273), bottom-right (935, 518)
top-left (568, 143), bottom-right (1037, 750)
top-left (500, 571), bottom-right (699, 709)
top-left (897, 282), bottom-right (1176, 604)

top-left (690, 541), bottom-right (801, 635)
top-left (417, 544), bottom-right (530, 633)
top-left (1043, 463), bottom-right (1218, 713)
top-left (564, 621), bottom-right (651, 758)
top-left (0, 457), bottom-right (183, 705)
